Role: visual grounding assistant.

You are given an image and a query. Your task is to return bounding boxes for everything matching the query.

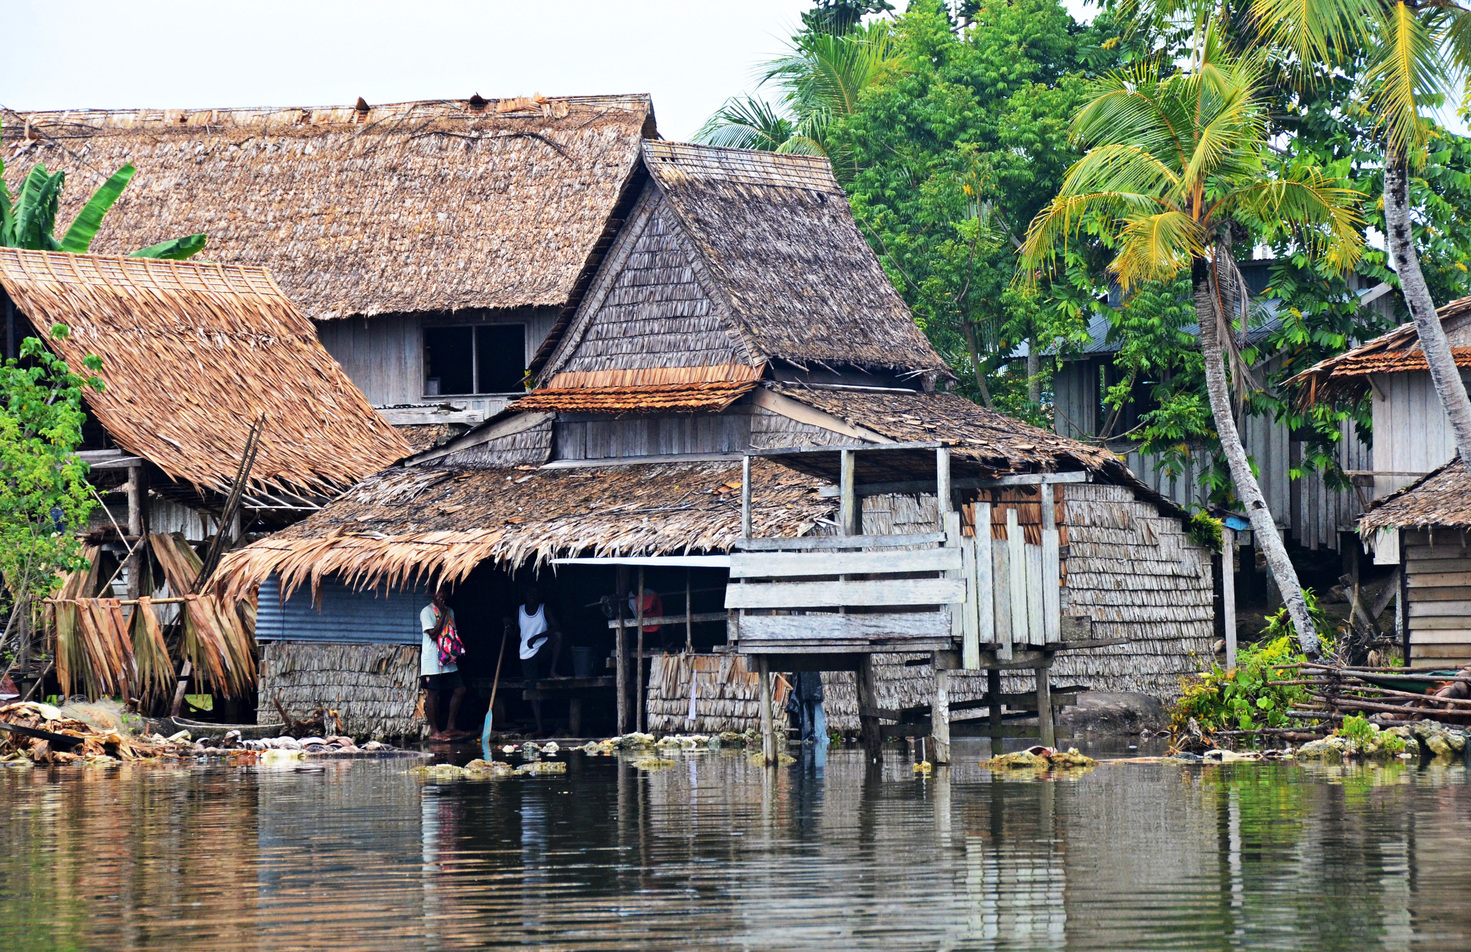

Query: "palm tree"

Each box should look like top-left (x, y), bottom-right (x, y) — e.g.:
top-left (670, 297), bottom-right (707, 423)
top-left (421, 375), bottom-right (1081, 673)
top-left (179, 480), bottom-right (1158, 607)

top-left (695, 21), bottom-right (895, 176)
top-left (1252, 0), bottom-right (1471, 467)
top-left (1020, 30), bottom-right (1363, 655)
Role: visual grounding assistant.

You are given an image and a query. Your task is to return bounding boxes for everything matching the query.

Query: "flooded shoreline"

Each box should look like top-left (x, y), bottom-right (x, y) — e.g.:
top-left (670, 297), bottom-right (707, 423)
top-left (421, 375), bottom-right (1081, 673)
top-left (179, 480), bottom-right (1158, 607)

top-left (4, 740), bottom-right (1470, 951)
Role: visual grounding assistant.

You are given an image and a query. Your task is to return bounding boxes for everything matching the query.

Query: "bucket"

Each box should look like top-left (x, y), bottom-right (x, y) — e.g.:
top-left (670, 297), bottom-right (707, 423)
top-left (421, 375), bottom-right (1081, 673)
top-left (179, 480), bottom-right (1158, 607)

top-left (571, 646), bottom-right (597, 679)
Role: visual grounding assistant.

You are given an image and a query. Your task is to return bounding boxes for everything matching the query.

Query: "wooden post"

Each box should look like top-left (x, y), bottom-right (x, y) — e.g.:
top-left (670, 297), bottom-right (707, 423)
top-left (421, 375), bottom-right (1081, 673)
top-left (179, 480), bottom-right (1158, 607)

top-left (971, 503), bottom-right (992, 670)
top-left (1036, 662), bottom-right (1055, 749)
top-left (839, 448), bottom-right (858, 536)
top-left (987, 667), bottom-right (1003, 757)
top-left (1398, 529), bottom-right (1410, 665)
top-left (615, 567), bottom-right (628, 735)
top-left (125, 465), bottom-right (148, 603)
top-left (930, 658), bottom-right (951, 765)
top-left (857, 655), bottom-right (882, 761)
top-left (741, 455), bottom-right (753, 539)
top-left (935, 446), bottom-right (951, 518)
top-left (685, 568), bottom-right (693, 653)
top-left (636, 566), bottom-right (645, 734)
top-left (1222, 527), bottom-right (1237, 668)
top-left (569, 697), bottom-right (583, 737)
top-left (757, 654), bottom-right (775, 766)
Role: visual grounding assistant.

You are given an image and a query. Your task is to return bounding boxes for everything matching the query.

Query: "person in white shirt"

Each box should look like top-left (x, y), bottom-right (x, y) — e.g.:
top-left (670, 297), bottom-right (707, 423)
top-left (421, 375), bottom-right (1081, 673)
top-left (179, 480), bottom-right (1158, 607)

top-left (420, 587), bottom-right (468, 741)
top-left (511, 585), bottom-right (562, 735)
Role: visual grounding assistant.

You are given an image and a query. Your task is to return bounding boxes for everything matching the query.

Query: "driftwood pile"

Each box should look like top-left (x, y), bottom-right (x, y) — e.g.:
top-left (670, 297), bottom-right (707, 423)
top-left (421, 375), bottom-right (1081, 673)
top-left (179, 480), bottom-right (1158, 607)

top-left (0, 701), bottom-right (172, 764)
top-left (1281, 663), bottom-right (1471, 730)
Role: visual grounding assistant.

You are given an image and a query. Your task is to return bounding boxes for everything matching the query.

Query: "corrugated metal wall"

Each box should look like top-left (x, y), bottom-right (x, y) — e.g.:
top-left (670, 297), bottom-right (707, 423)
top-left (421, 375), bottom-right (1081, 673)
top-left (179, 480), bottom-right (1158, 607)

top-left (255, 575), bottom-right (427, 644)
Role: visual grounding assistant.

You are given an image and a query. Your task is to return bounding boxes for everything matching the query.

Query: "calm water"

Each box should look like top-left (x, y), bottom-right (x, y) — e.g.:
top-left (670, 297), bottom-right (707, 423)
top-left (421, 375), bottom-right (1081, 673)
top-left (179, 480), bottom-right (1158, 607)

top-left (3, 742), bottom-right (1471, 951)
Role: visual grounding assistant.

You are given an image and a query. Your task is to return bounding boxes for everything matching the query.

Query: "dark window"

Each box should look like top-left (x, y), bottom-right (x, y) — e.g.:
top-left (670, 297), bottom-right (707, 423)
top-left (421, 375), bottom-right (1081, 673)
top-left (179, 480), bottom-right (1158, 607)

top-left (424, 323), bottom-right (526, 396)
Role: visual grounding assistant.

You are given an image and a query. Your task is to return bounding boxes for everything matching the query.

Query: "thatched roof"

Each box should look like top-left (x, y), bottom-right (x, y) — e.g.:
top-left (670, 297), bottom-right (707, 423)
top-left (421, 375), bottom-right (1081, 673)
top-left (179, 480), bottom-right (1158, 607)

top-left (1288, 297), bottom-right (1471, 405)
top-left (215, 459), bottom-right (833, 601)
top-left (1359, 460), bottom-right (1471, 531)
top-left (0, 249), bottom-right (408, 499)
top-left (514, 380), bottom-right (756, 414)
top-left (537, 141), bottom-right (948, 382)
top-left (2, 96), bottom-right (654, 320)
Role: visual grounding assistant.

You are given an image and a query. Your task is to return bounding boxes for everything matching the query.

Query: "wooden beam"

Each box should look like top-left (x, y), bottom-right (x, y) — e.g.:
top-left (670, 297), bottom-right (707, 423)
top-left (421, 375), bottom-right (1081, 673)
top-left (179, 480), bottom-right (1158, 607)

top-left (725, 577), bottom-right (966, 610)
top-left (729, 548), bottom-right (961, 579)
top-left (407, 411), bottom-right (551, 466)
top-left (607, 611), bottom-right (727, 629)
top-left (735, 610), bottom-right (953, 643)
top-left (741, 455), bottom-right (752, 539)
top-left (747, 388), bottom-right (895, 444)
top-left (840, 448), bottom-right (858, 535)
top-left (814, 471), bottom-right (1089, 498)
top-left (734, 531), bottom-right (947, 552)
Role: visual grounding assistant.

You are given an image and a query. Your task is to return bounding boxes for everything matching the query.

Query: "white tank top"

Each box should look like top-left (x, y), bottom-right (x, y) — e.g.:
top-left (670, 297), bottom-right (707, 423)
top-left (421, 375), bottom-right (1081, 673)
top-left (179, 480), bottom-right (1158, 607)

top-left (519, 604), bottom-right (548, 659)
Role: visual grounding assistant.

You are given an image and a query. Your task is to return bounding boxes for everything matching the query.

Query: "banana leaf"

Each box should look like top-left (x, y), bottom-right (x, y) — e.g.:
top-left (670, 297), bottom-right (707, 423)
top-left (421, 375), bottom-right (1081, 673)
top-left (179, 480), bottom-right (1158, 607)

top-left (129, 233), bottom-right (206, 261)
top-left (13, 166), bottom-right (64, 251)
top-left (59, 164), bottom-right (136, 253)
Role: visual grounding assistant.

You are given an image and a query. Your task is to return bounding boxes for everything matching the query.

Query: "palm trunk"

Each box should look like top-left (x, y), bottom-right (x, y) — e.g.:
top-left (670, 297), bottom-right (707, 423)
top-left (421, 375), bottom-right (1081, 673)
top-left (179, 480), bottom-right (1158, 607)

top-left (1194, 255), bottom-right (1320, 657)
top-left (962, 322), bottom-right (996, 410)
top-left (1384, 153), bottom-right (1471, 466)
top-left (1026, 335), bottom-right (1041, 406)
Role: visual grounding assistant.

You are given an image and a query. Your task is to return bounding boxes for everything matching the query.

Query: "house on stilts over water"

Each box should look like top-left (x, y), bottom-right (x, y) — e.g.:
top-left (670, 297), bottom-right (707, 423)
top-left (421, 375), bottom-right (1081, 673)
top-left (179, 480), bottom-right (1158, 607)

top-left (2, 96), bottom-right (656, 448)
top-left (215, 141), bottom-right (1219, 748)
top-left (0, 248), bottom-right (405, 705)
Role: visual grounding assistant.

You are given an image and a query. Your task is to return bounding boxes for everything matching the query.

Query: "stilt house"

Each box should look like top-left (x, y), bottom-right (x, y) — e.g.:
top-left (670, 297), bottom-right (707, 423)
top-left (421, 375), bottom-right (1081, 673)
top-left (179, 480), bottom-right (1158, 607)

top-left (1359, 462), bottom-right (1471, 668)
top-left (217, 143), bottom-right (1217, 741)
top-left (3, 96), bottom-right (655, 443)
top-left (0, 249), bottom-right (405, 700)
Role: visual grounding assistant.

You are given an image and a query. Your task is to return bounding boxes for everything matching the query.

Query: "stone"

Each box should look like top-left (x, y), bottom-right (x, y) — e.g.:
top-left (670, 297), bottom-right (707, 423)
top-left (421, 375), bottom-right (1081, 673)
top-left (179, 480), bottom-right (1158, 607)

top-left (1413, 720), bottom-right (1469, 759)
top-left (1296, 737), bottom-right (1347, 762)
top-left (1056, 692), bottom-right (1167, 735)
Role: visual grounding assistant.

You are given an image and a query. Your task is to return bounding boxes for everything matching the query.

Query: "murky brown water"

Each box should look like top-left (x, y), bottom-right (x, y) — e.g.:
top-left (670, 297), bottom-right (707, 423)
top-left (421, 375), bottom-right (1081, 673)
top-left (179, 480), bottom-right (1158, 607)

top-left (4, 741), bottom-right (1471, 951)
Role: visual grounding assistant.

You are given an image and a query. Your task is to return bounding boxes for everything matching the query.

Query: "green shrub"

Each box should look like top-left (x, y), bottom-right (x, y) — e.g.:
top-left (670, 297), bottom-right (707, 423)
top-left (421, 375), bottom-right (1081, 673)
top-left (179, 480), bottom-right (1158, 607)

top-left (1170, 635), bottom-right (1310, 742)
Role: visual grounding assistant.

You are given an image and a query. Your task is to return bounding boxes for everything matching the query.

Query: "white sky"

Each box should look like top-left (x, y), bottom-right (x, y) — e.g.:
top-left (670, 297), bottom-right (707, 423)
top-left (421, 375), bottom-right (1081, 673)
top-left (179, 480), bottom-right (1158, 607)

top-left (1, 0), bottom-right (815, 142)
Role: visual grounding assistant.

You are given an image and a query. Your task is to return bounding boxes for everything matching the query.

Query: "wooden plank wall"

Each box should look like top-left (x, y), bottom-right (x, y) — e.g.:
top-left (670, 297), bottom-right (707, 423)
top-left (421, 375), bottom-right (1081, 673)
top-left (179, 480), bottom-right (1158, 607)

top-left (552, 405), bottom-right (846, 460)
top-left (1404, 527), bottom-right (1471, 668)
top-left (315, 307), bottom-right (559, 409)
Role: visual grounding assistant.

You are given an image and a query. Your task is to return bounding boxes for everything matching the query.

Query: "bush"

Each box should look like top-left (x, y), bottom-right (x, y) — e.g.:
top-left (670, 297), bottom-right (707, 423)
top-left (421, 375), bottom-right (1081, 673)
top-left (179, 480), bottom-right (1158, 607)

top-left (1170, 635), bottom-right (1310, 743)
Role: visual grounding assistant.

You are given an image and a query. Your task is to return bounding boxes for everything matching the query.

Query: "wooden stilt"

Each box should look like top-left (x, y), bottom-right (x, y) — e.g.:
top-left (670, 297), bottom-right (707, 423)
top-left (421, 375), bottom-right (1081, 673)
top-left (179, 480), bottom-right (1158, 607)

top-left (1036, 663), bottom-right (1055, 749)
top-left (757, 654), bottom-right (775, 766)
top-left (931, 663), bottom-right (950, 765)
top-left (636, 566), bottom-right (645, 734)
top-left (1222, 527), bottom-right (1238, 668)
top-left (615, 567), bottom-right (628, 735)
top-left (987, 668), bottom-right (1003, 756)
top-left (857, 655), bottom-right (882, 761)
top-left (569, 697), bottom-right (583, 737)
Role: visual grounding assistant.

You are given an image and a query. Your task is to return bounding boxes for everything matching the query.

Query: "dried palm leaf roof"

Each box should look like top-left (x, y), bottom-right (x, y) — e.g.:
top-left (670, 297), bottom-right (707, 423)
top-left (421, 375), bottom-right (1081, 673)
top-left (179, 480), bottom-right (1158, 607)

top-left (1288, 297), bottom-right (1471, 406)
top-left (637, 141), bottom-right (948, 376)
top-left (0, 249), bottom-right (408, 498)
top-left (2, 96), bottom-right (654, 320)
top-left (1359, 460), bottom-right (1471, 531)
top-left (215, 459), bottom-right (833, 601)
top-left (772, 385), bottom-right (1180, 513)
top-left (514, 380), bottom-right (756, 414)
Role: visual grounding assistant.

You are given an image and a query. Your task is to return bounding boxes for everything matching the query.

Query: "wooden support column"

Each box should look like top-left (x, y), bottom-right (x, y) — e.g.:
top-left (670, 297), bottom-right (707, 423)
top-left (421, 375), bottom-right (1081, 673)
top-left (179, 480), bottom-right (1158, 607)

top-left (741, 456), bottom-right (753, 539)
top-left (125, 464), bottom-right (148, 602)
top-left (757, 654), bottom-right (775, 766)
top-left (839, 448), bottom-right (858, 536)
top-left (857, 655), bottom-right (882, 761)
top-left (636, 566), bottom-right (645, 734)
top-left (935, 446), bottom-right (952, 517)
top-left (1222, 528), bottom-right (1237, 668)
top-left (987, 668), bottom-right (1003, 757)
top-left (615, 567), bottom-right (629, 735)
top-left (569, 697), bottom-right (583, 737)
top-left (930, 655), bottom-right (951, 765)
top-left (1036, 662), bottom-right (1055, 749)
top-left (685, 569), bottom-right (693, 652)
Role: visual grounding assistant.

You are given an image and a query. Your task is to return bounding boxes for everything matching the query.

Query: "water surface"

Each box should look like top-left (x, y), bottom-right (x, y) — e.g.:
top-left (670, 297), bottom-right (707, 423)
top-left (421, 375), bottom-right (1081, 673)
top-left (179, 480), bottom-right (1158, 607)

top-left (3, 742), bottom-right (1469, 951)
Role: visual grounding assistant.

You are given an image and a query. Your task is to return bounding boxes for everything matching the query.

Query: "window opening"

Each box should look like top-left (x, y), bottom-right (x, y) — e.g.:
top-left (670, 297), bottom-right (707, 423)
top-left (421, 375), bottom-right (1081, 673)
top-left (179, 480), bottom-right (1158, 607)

top-left (424, 323), bottom-right (526, 395)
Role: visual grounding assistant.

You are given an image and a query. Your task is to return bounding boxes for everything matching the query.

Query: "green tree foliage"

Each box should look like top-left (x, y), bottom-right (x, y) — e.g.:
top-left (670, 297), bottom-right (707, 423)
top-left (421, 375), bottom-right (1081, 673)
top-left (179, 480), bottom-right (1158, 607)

top-left (0, 118), bottom-right (206, 259)
top-left (0, 327), bottom-right (102, 654)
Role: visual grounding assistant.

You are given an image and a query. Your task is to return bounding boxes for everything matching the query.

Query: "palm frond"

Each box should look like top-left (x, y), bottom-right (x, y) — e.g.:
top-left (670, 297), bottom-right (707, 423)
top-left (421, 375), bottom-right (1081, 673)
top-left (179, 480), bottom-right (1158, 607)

top-left (1364, 1), bottom-right (1446, 162)
top-left (694, 97), bottom-right (799, 153)
top-left (1114, 210), bottom-right (1206, 287)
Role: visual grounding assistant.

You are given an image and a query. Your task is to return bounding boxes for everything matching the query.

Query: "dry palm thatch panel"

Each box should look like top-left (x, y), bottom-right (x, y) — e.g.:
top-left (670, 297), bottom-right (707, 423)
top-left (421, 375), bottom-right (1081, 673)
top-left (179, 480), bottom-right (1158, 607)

top-left (0, 249), bottom-right (408, 499)
top-left (257, 641), bottom-right (422, 740)
top-left (1360, 460), bottom-right (1471, 532)
top-left (2, 96), bottom-right (654, 320)
top-left (216, 459), bottom-right (835, 602)
top-left (514, 381), bottom-right (757, 415)
top-left (646, 651), bottom-right (791, 734)
top-left (1287, 297), bottom-right (1471, 406)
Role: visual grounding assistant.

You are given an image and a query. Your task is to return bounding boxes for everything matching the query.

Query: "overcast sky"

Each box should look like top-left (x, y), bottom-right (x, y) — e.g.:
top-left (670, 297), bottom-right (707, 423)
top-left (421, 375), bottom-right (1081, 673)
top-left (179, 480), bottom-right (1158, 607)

top-left (2, 0), bottom-right (818, 142)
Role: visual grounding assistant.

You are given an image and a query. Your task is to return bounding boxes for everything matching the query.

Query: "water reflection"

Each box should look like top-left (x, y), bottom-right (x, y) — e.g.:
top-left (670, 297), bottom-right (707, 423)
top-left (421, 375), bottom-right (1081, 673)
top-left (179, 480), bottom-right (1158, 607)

top-left (3, 748), bottom-right (1471, 951)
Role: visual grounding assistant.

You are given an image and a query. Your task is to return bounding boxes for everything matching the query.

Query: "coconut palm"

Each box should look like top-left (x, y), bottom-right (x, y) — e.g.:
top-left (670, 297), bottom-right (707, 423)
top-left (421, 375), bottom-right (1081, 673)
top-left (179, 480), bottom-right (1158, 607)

top-left (1252, 0), bottom-right (1471, 466)
top-left (1020, 30), bottom-right (1363, 655)
top-left (695, 21), bottom-right (895, 176)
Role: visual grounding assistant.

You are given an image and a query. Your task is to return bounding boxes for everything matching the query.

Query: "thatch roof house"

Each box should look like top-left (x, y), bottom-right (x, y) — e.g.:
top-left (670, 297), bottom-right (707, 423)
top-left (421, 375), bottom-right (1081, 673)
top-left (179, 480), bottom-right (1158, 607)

top-left (217, 143), bottom-right (1215, 738)
top-left (0, 248), bottom-right (406, 532)
top-left (1359, 461), bottom-right (1471, 667)
top-left (1288, 297), bottom-right (1471, 563)
top-left (3, 96), bottom-right (656, 430)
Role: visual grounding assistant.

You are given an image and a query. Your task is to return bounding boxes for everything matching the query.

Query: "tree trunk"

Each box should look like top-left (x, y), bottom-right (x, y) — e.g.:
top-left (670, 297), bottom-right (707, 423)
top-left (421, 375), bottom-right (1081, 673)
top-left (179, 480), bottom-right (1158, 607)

top-left (1194, 256), bottom-right (1320, 656)
top-left (962, 322), bottom-right (995, 410)
top-left (1384, 153), bottom-right (1471, 467)
top-left (1026, 335), bottom-right (1041, 406)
